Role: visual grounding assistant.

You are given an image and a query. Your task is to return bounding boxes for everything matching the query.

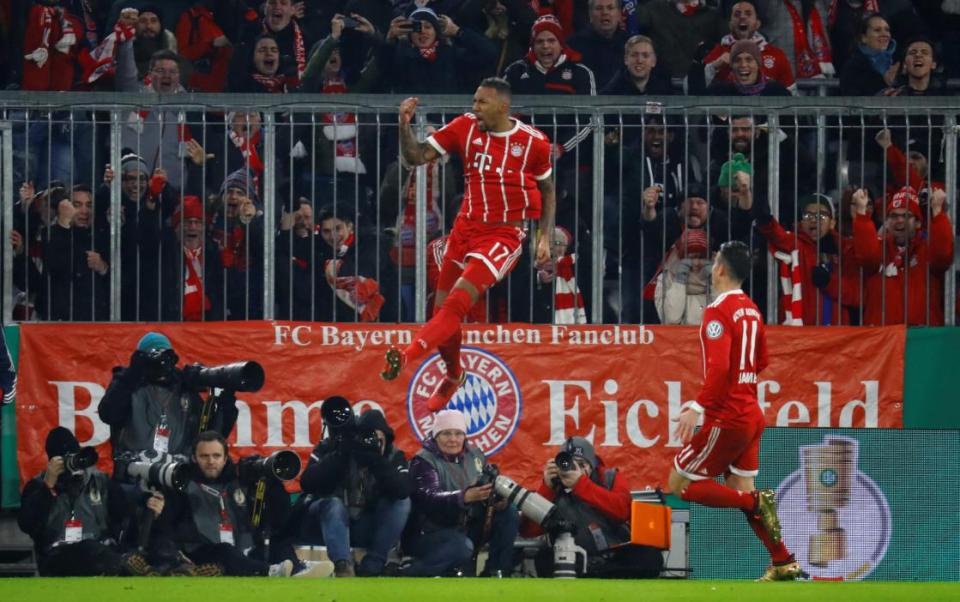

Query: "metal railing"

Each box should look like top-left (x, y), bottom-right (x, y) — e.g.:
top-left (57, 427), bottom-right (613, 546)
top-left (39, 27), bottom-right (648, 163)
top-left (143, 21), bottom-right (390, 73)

top-left (1, 92), bottom-right (957, 326)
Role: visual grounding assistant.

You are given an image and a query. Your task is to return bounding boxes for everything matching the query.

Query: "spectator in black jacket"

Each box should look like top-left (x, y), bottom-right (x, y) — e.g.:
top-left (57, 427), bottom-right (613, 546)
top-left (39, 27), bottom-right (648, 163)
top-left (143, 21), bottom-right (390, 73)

top-left (300, 404), bottom-right (412, 577)
top-left (601, 34), bottom-right (673, 96)
top-left (839, 12), bottom-right (898, 96)
top-left (43, 185), bottom-right (110, 321)
top-left (314, 204), bottom-right (392, 322)
top-left (567, 0), bottom-right (630, 90)
top-left (504, 14), bottom-right (596, 96)
top-left (379, 7), bottom-right (497, 93)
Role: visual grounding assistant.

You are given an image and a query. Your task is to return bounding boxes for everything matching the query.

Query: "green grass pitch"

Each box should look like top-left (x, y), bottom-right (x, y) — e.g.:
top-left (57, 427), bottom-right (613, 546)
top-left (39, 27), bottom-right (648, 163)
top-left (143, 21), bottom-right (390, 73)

top-left (1, 579), bottom-right (958, 602)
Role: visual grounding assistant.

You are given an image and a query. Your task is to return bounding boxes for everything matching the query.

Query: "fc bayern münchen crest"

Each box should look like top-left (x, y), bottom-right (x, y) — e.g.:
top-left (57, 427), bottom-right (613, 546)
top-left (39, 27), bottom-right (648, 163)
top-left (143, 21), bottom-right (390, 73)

top-left (510, 143), bottom-right (523, 157)
top-left (406, 347), bottom-right (522, 457)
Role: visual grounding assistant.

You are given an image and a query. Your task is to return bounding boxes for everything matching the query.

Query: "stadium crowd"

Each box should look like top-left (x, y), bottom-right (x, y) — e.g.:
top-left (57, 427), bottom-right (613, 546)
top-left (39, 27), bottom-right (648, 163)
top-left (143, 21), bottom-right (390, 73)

top-left (3, 0), bottom-right (958, 327)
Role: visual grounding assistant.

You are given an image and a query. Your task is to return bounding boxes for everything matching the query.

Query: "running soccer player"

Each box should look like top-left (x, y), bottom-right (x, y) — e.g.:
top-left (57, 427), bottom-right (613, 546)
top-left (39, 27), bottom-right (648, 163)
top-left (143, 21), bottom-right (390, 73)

top-left (381, 77), bottom-right (555, 412)
top-left (667, 241), bottom-right (801, 581)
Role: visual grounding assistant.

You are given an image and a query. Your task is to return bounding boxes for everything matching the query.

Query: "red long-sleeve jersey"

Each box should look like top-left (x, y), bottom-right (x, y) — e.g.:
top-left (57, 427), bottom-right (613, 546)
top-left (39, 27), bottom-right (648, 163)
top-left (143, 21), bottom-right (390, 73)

top-left (693, 289), bottom-right (768, 426)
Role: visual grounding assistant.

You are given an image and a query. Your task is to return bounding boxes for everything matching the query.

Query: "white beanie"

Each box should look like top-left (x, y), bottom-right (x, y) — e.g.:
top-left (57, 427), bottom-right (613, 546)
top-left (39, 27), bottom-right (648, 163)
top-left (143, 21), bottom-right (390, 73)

top-left (431, 409), bottom-right (467, 437)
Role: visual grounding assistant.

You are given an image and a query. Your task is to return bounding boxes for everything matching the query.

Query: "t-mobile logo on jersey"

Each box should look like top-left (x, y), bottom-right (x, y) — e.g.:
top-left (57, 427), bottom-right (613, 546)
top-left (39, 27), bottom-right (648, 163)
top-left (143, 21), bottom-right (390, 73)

top-left (472, 152), bottom-right (495, 173)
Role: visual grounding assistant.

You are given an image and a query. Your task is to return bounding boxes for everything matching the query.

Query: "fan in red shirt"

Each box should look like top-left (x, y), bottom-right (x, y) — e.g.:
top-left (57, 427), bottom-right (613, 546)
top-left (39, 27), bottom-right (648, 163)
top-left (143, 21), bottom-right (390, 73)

top-left (381, 77), bottom-right (556, 411)
top-left (667, 241), bottom-right (801, 582)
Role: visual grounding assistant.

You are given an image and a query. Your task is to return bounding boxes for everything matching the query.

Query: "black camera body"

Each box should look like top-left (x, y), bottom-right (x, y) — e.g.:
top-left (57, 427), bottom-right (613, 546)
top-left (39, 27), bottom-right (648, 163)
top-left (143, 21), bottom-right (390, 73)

top-left (144, 348), bottom-right (179, 384)
top-left (552, 451), bottom-right (577, 488)
top-left (341, 16), bottom-right (359, 29)
top-left (63, 446), bottom-right (98, 472)
top-left (237, 450), bottom-right (302, 485)
top-left (409, 19), bottom-right (422, 33)
top-left (354, 428), bottom-right (381, 453)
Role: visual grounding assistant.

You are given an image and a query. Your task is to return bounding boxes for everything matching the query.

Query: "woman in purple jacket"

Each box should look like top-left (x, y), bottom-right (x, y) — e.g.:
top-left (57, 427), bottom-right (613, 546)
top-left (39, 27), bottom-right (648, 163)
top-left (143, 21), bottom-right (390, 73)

top-left (404, 410), bottom-right (519, 576)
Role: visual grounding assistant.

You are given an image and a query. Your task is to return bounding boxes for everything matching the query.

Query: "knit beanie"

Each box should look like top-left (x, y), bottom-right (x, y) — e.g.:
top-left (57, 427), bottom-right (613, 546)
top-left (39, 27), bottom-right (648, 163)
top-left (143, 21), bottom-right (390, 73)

top-left (409, 7), bottom-right (442, 35)
top-left (431, 409), bottom-right (468, 436)
top-left (730, 39), bottom-right (762, 65)
top-left (121, 152), bottom-right (150, 176)
top-left (137, 331), bottom-right (172, 352)
top-left (171, 195), bottom-right (204, 227)
top-left (717, 153), bottom-right (753, 187)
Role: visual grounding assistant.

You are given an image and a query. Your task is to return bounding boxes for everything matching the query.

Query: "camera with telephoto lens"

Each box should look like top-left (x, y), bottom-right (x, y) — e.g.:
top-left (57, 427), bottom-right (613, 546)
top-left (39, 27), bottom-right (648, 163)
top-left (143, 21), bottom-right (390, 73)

top-left (114, 451), bottom-right (189, 492)
top-left (181, 361), bottom-right (265, 392)
top-left (552, 451), bottom-right (578, 487)
top-left (63, 446), bottom-right (98, 473)
top-left (237, 450), bottom-right (302, 485)
top-left (354, 429), bottom-right (381, 453)
top-left (480, 464), bottom-right (586, 578)
top-left (320, 396), bottom-right (357, 441)
top-left (144, 348), bottom-right (179, 383)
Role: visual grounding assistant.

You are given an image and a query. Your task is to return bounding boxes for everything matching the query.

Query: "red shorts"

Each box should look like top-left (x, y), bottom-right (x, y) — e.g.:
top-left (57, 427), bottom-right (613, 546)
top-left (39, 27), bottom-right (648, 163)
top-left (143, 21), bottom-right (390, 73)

top-left (443, 214), bottom-right (527, 282)
top-left (673, 414), bottom-right (764, 481)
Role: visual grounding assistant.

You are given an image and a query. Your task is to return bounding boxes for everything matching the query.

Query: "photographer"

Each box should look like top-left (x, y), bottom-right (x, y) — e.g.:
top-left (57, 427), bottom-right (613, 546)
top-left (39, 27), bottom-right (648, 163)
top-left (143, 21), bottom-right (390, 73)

top-left (405, 410), bottom-right (519, 577)
top-left (299, 401), bottom-right (412, 577)
top-left (98, 332), bottom-right (239, 459)
top-left (18, 427), bottom-right (162, 576)
top-left (154, 431), bottom-right (321, 577)
top-left (521, 437), bottom-right (662, 578)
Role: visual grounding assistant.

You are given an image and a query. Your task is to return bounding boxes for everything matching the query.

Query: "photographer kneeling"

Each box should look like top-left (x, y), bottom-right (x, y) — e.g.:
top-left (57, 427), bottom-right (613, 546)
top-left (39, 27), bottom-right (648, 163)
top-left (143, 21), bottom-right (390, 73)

top-left (154, 431), bottom-right (321, 577)
top-left (521, 437), bottom-right (662, 578)
top-left (405, 410), bottom-right (519, 577)
top-left (299, 399), bottom-right (412, 577)
top-left (18, 427), bottom-right (163, 576)
top-left (99, 332), bottom-right (239, 459)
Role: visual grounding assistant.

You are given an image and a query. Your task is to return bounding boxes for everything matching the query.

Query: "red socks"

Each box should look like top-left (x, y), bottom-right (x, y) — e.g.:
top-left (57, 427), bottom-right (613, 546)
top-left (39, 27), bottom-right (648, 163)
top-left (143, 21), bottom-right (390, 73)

top-left (743, 510), bottom-right (793, 564)
top-left (437, 330), bottom-right (463, 378)
top-left (681, 481), bottom-right (792, 564)
top-left (680, 480), bottom-right (755, 511)
top-left (403, 261), bottom-right (496, 365)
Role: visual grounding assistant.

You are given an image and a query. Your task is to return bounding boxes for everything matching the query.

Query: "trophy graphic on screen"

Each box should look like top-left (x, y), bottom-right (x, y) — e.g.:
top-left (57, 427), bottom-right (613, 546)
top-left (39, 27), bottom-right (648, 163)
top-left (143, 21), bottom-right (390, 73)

top-left (800, 436), bottom-right (857, 567)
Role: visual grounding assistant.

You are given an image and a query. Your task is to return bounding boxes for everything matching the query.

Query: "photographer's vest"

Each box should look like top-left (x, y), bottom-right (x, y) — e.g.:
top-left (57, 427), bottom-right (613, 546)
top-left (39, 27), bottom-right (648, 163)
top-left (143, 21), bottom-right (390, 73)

top-left (183, 477), bottom-right (254, 551)
top-left (41, 470), bottom-right (112, 551)
top-left (116, 384), bottom-right (194, 457)
top-left (414, 445), bottom-right (485, 532)
top-left (554, 469), bottom-right (631, 557)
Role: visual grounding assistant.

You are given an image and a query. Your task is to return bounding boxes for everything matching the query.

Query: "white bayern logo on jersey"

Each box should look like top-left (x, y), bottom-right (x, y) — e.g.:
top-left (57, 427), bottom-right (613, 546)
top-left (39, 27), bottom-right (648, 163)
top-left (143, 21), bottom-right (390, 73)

top-left (705, 320), bottom-right (724, 339)
top-left (510, 143), bottom-right (523, 157)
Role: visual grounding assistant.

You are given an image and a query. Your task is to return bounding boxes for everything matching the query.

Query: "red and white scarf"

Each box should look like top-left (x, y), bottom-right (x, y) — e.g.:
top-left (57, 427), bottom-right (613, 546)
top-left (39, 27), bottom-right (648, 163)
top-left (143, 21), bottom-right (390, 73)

top-left (182, 246), bottom-right (211, 321)
top-left (229, 126), bottom-right (264, 174)
top-left (251, 72), bottom-right (288, 93)
top-left (265, 18), bottom-right (306, 78)
top-left (323, 240), bottom-right (385, 322)
top-left (553, 254), bottom-right (587, 324)
top-left (775, 249), bottom-right (803, 326)
top-left (418, 41), bottom-right (439, 63)
top-left (390, 160), bottom-right (441, 267)
top-left (786, 0), bottom-right (835, 78)
top-left (320, 78), bottom-right (365, 173)
top-left (79, 20), bottom-right (135, 84)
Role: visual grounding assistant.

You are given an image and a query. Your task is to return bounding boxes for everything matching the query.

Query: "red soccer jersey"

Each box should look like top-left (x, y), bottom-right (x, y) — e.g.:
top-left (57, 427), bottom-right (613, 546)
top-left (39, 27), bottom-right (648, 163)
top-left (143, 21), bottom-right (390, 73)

top-left (693, 289), bottom-right (768, 425)
top-left (426, 113), bottom-right (553, 223)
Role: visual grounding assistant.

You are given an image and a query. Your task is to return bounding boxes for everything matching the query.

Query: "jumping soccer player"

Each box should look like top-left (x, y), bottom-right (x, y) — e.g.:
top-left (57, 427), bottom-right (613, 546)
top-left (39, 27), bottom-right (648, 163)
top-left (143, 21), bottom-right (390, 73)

top-left (381, 77), bottom-right (555, 412)
top-left (667, 241), bottom-right (801, 581)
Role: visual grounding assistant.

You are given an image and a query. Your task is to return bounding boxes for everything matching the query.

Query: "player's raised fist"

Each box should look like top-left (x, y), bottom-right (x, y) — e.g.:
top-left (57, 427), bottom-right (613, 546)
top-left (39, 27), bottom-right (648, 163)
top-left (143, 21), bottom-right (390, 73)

top-left (399, 97), bottom-right (419, 125)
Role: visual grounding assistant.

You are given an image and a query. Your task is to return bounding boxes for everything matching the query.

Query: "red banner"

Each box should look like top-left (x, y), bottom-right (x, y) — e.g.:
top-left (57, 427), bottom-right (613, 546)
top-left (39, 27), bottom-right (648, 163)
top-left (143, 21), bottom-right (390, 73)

top-left (16, 323), bottom-right (904, 491)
